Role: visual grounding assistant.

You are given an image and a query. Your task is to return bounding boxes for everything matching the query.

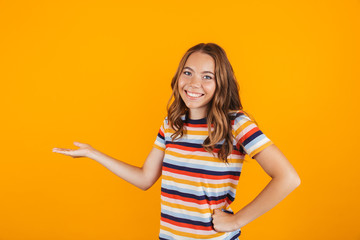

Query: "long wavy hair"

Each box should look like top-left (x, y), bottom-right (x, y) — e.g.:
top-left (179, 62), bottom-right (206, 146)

top-left (166, 43), bottom-right (258, 163)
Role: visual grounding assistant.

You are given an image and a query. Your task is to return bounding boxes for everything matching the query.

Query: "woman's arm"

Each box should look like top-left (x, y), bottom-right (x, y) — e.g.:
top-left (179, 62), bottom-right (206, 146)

top-left (53, 142), bottom-right (164, 191)
top-left (212, 144), bottom-right (301, 232)
top-left (88, 146), bottom-right (165, 191)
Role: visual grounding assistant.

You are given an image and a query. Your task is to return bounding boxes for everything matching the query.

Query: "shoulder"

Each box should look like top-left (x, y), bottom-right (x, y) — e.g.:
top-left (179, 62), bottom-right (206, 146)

top-left (229, 110), bottom-right (249, 122)
top-left (229, 110), bottom-right (256, 131)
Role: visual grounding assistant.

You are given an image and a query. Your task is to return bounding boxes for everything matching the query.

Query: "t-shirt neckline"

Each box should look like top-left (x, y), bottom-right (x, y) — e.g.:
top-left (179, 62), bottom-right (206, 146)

top-left (184, 112), bottom-right (207, 124)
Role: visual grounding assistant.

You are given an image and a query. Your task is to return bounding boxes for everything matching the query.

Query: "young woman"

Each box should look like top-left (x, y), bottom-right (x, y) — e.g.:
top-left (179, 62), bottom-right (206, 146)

top-left (53, 43), bottom-right (300, 240)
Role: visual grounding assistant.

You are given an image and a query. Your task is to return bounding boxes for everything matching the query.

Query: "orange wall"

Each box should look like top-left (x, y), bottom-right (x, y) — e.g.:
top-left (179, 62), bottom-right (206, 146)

top-left (0, 1), bottom-right (359, 239)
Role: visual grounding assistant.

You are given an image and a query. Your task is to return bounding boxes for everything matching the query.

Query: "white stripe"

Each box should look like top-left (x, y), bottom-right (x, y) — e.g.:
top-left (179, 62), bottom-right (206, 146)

top-left (165, 153), bottom-right (244, 168)
top-left (165, 133), bottom-right (207, 141)
top-left (180, 133), bottom-right (208, 140)
top-left (233, 115), bottom-right (251, 130)
top-left (246, 137), bottom-right (271, 156)
top-left (161, 204), bottom-right (211, 219)
top-left (155, 139), bottom-right (166, 149)
top-left (235, 123), bottom-right (256, 142)
top-left (161, 195), bottom-right (226, 210)
top-left (185, 125), bottom-right (209, 131)
top-left (162, 179), bottom-right (236, 195)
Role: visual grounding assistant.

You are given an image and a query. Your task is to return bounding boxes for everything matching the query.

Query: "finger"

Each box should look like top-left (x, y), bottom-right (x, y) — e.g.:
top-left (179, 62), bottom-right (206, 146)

top-left (53, 148), bottom-right (71, 154)
top-left (53, 148), bottom-right (70, 152)
top-left (73, 141), bottom-right (88, 147)
top-left (53, 148), bottom-right (77, 155)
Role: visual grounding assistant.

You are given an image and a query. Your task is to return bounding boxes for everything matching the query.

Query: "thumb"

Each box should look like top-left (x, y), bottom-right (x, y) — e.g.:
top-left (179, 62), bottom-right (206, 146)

top-left (73, 141), bottom-right (84, 147)
top-left (213, 209), bottom-right (221, 214)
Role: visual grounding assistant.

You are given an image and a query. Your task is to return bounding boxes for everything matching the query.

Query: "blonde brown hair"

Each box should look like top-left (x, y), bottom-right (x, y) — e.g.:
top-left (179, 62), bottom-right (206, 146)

top-left (166, 43), bottom-right (257, 163)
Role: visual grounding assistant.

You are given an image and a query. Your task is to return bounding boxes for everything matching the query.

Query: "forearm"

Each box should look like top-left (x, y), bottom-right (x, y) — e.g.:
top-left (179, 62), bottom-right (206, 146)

top-left (88, 149), bottom-right (147, 190)
top-left (234, 175), bottom-right (300, 228)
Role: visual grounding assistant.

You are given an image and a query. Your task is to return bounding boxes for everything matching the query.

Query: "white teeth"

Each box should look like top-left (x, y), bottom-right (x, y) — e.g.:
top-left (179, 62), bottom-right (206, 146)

top-left (186, 91), bottom-right (203, 97)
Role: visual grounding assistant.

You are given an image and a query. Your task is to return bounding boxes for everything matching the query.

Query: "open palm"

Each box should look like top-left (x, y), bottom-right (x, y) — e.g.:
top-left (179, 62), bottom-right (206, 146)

top-left (52, 141), bottom-right (95, 158)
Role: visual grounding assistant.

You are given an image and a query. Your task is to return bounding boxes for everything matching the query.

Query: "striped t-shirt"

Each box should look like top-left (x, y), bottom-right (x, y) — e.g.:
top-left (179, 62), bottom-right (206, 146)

top-left (153, 110), bottom-right (273, 240)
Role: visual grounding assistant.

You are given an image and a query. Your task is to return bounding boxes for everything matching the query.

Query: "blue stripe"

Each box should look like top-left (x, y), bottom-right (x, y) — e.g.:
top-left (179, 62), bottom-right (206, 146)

top-left (159, 233), bottom-right (175, 240)
top-left (161, 212), bottom-right (212, 227)
top-left (228, 230), bottom-right (241, 240)
top-left (162, 183), bottom-right (236, 199)
top-left (161, 208), bottom-right (210, 223)
top-left (164, 140), bottom-right (243, 155)
top-left (243, 131), bottom-right (268, 151)
top-left (222, 209), bottom-right (234, 214)
top-left (162, 187), bottom-right (235, 202)
top-left (164, 158), bottom-right (242, 173)
top-left (157, 132), bottom-right (165, 140)
top-left (163, 162), bottom-right (240, 177)
top-left (161, 183), bottom-right (236, 199)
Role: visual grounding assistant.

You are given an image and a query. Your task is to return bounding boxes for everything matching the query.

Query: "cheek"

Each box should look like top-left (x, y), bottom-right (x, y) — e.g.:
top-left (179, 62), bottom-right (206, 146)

top-left (204, 83), bottom-right (216, 95)
top-left (178, 78), bottom-right (186, 89)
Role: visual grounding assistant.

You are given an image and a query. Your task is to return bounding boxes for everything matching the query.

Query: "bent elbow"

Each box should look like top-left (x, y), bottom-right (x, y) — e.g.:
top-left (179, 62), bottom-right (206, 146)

top-left (142, 186), bottom-right (150, 191)
top-left (139, 185), bottom-right (148, 191)
top-left (291, 174), bottom-right (301, 188)
top-left (278, 174), bottom-right (300, 189)
top-left (140, 183), bottom-right (152, 191)
top-left (295, 176), bottom-right (301, 187)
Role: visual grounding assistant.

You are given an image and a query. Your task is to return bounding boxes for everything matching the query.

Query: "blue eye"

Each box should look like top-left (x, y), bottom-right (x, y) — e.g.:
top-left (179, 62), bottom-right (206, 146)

top-left (183, 71), bottom-right (191, 76)
top-left (204, 75), bottom-right (212, 80)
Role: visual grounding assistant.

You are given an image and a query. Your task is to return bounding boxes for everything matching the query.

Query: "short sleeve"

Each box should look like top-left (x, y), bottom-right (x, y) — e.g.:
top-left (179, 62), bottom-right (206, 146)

top-left (153, 117), bottom-right (166, 152)
top-left (233, 112), bottom-right (274, 159)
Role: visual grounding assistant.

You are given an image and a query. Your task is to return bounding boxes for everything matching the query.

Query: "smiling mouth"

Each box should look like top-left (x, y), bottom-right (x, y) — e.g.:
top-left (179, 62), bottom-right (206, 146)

top-left (185, 90), bottom-right (205, 98)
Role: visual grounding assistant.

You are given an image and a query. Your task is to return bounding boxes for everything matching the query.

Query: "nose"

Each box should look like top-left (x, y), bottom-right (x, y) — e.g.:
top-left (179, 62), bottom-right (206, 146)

top-left (189, 75), bottom-right (202, 87)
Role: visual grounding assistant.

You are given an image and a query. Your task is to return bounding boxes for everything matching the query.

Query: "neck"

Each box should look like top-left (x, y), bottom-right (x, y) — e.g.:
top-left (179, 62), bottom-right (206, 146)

top-left (186, 110), bottom-right (206, 120)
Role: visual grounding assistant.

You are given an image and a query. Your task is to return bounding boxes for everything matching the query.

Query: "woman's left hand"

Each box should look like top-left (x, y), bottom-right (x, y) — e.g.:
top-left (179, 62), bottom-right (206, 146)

top-left (211, 209), bottom-right (239, 232)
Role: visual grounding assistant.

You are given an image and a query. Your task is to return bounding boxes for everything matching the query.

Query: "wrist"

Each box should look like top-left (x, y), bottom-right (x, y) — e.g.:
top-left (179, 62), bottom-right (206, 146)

top-left (234, 211), bottom-right (246, 229)
top-left (87, 148), bottom-right (101, 160)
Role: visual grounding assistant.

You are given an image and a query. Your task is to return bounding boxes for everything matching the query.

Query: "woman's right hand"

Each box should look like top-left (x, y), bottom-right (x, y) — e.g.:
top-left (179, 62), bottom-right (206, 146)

top-left (52, 141), bottom-right (96, 158)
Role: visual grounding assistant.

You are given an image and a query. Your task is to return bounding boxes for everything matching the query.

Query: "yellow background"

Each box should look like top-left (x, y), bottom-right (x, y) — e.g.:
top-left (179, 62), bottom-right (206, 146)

top-left (1, 0), bottom-right (359, 239)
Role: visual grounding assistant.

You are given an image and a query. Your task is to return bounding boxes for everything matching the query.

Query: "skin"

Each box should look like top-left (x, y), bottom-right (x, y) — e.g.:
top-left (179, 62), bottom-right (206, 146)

top-left (178, 51), bottom-right (217, 119)
top-left (52, 51), bottom-right (301, 233)
top-left (212, 144), bottom-right (301, 231)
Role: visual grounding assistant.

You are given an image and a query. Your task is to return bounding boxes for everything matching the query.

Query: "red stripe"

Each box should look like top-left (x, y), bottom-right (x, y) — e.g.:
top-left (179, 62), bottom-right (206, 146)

top-left (239, 125), bottom-right (259, 144)
top-left (166, 143), bottom-right (220, 153)
top-left (161, 191), bottom-right (227, 206)
top-left (226, 198), bottom-right (233, 205)
top-left (163, 166), bottom-right (239, 181)
top-left (161, 216), bottom-right (213, 231)
top-left (159, 129), bottom-right (165, 138)
top-left (184, 123), bottom-right (210, 128)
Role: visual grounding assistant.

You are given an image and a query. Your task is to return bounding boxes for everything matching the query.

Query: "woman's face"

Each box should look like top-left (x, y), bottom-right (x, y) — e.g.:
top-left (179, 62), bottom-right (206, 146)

top-left (178, 51), bottom-right (216, 119)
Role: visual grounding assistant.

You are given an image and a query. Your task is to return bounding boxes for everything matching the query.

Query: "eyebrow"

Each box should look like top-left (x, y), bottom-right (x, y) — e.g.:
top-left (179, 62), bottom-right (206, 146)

top-left (183, 66), bottom-right (214, 75)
